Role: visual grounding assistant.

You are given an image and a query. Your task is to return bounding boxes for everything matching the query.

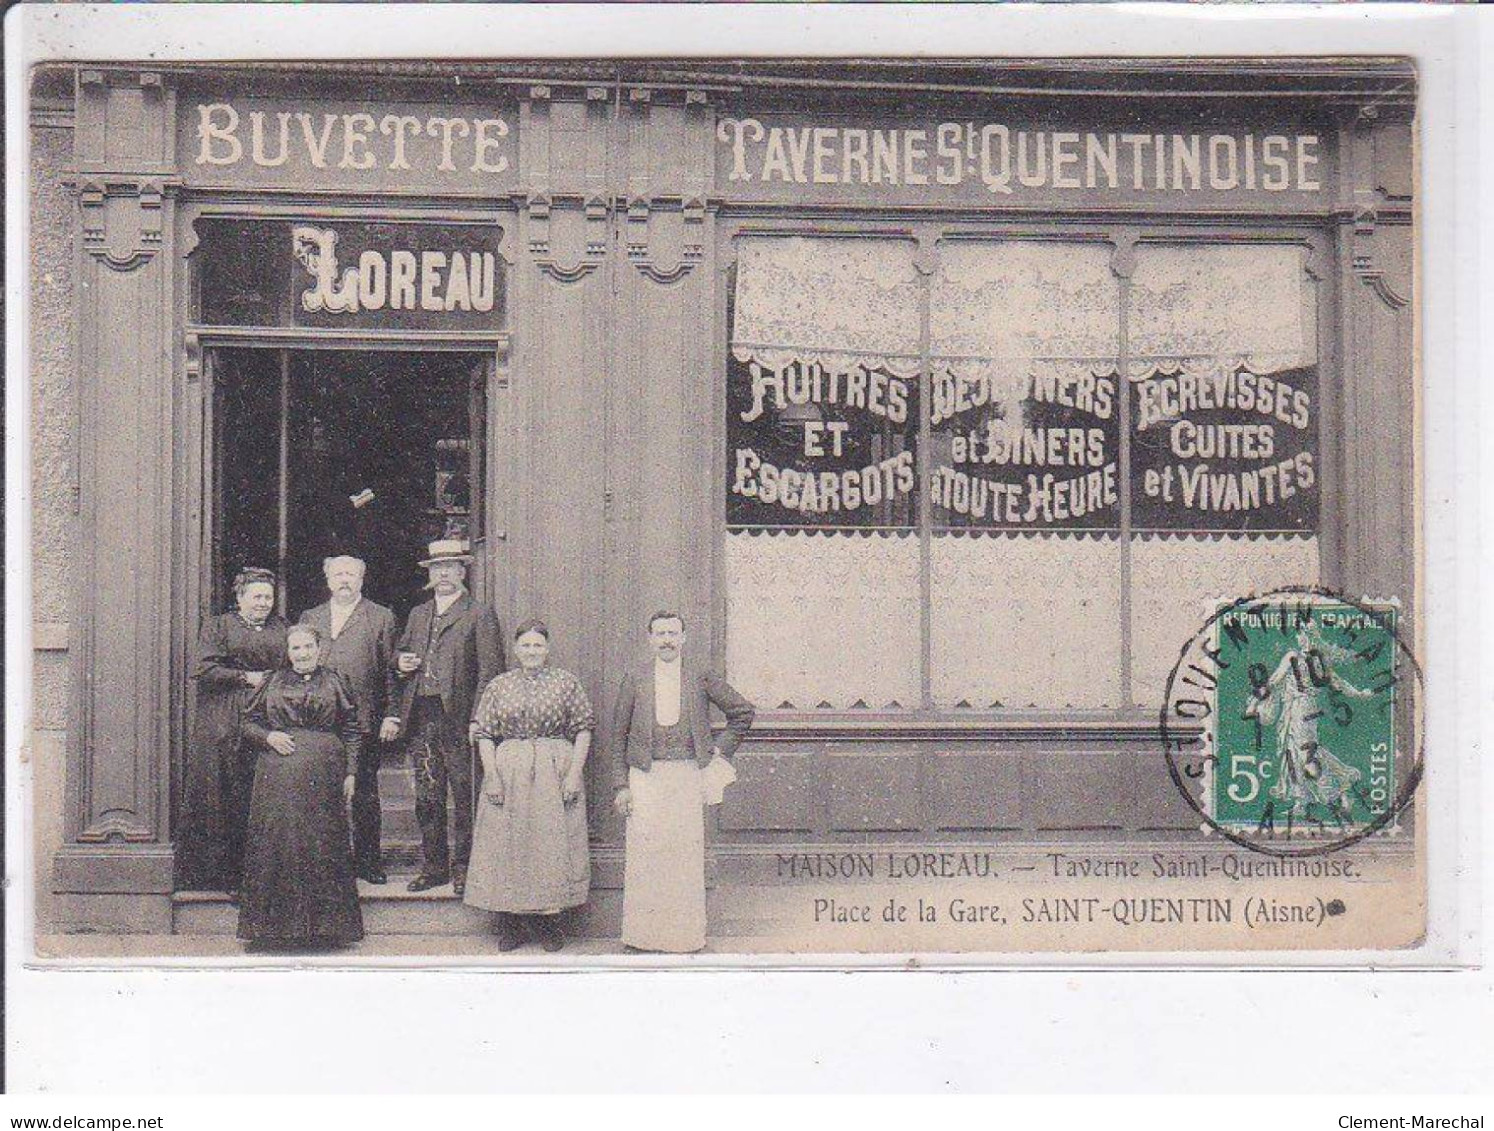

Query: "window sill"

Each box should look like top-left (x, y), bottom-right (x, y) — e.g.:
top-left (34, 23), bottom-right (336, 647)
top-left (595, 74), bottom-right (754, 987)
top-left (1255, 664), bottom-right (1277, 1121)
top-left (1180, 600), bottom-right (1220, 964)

top-left (738, 710), bottom-right (1200, 744)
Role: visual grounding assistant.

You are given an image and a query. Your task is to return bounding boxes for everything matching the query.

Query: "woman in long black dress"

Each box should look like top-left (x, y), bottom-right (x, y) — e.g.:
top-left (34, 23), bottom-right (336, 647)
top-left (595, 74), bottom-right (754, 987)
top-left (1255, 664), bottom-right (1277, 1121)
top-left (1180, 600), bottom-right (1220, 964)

top-left (177, 567), bottom-right (288, 893)
top-left (238, 624), bottom-right (366, 948)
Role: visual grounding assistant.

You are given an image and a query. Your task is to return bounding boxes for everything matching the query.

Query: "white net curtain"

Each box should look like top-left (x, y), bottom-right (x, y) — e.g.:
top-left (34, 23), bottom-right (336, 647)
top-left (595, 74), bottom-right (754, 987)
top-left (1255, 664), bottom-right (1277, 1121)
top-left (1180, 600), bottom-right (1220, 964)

top-left (930, 239), bottom-right (1121, 419)
top-left (929, 241), bottom-right (1122, 708)
top-left (724, 530), bottom-right (922, 711)
top-left (731, 236), bottom-right (922, 381)
top-left (1129, 243), bottom-right (1318, 381)
top-left (1127, 243), bottom-right (1320, 707)
top-left (728, 236), bottom-right (921, 710)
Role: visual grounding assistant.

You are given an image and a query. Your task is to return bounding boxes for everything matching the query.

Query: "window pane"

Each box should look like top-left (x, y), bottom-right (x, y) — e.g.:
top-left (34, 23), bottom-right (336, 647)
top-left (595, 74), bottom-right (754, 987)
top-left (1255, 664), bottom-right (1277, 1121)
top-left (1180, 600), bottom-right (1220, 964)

top-left (1130, 536), bottom-right (1322, 706)
top-left (1129, 244), bottom-right (1320, 535)
top-left (928, 240), bottom-right (1123, 709)
top-left (728, 237), bottom-right (920, 530)
top-left (1127, 243), bottom-right (1323, 707)
top-left (725, 236), bottom-right (921, 709)
top-left (725, 530), bottom-right (921, 710)
top-left (931, 535), bottom-right (1122, 708)
top-left (930, 241), bottom-right (1123, 533)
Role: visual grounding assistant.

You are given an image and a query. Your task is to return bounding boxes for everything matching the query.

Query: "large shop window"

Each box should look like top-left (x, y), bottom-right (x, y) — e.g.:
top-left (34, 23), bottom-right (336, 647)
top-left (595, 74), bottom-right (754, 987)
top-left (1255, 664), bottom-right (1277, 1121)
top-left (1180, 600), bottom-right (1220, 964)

top-left (725, 235), bottom-right (1320, 714)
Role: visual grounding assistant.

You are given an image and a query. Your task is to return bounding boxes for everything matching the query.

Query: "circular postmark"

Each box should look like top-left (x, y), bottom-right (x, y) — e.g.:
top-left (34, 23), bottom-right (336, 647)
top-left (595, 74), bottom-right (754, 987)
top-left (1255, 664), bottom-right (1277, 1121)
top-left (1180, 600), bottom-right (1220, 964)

top-left (1160, 585), bottom-right (1423, 858)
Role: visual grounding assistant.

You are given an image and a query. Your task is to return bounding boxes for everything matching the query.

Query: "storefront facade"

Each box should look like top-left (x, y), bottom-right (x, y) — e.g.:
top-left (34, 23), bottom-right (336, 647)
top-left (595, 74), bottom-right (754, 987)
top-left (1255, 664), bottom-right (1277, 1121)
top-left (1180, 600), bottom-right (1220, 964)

top-left (30, 60), bottom-right (1416, 935)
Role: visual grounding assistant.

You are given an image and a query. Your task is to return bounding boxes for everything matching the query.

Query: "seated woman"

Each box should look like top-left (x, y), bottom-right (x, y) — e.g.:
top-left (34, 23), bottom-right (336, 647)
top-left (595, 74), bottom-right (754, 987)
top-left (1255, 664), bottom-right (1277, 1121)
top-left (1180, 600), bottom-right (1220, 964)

top-left (464, 618), bottom-right (596, 952)
top-left (238, 624), bottom-right (365, 950)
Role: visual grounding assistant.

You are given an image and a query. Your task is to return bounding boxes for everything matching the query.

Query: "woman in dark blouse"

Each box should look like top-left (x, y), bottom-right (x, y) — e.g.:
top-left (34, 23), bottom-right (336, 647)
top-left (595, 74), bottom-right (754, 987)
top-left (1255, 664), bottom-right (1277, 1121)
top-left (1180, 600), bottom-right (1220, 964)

top-left (177, 567), bottom-right (288, 893)
top-left (238, 623), bottom-right (365, 948)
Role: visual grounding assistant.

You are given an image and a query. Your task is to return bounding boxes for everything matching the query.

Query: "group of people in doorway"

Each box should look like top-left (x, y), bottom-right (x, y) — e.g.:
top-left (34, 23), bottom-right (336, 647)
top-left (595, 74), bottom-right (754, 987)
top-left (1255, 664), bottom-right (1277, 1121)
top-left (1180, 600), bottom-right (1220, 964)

top-left (177, 539), bottom-right (756, 954)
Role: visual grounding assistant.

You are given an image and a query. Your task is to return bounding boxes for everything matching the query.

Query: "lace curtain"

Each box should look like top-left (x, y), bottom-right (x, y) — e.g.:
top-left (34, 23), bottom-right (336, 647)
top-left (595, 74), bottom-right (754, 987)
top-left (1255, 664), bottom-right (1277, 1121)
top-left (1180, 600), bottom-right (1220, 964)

top-left (932, 240), bottom-right (1119, 374)
top-left (1130, 535), bottom-right (1321, 706)
top-left (732, 236), bottom-right (921, 378)
top-left (929, 241), bottom-right (1120, 433)
top-left (931, 534), bottom-right (1122, 709)
top-left (735, 238), bottom-right (1313, 386)
top-left (1129, 244), bottom-right (1317, 380)
top-left (725, 530), bottom-right (921, 710)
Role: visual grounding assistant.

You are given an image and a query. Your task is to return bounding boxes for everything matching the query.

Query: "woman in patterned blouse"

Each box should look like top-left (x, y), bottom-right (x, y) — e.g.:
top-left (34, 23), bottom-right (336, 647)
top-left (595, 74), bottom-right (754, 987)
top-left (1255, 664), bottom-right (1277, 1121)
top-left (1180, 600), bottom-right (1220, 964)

top-left (463, 618), bottom-right (596, 951)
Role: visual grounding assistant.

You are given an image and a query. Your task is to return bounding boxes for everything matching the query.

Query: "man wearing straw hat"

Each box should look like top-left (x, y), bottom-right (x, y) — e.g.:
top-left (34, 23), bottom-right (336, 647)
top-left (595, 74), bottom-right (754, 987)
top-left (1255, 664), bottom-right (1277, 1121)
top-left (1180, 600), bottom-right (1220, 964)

top-left (380, 539), bottom-right (504, 897)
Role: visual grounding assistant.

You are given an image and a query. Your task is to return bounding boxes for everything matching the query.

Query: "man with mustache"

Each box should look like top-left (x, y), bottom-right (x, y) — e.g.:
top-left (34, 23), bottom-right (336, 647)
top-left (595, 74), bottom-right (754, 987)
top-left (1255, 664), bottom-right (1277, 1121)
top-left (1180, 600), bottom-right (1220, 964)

top-left (380, 540), bottom-right (504, 897)
top-left (299, 555), bottom-right (398, 884)
top-left (611, 611), bottom-right (755, 952)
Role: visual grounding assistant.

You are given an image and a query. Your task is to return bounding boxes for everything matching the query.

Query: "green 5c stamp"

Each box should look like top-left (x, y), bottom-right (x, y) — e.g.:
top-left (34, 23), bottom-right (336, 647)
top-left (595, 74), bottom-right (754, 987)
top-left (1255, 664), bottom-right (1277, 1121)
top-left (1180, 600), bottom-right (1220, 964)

top-left (1217, 601), bottom-right (1393, 829)
top-left (1162, 588), bottom-right (1423, 857)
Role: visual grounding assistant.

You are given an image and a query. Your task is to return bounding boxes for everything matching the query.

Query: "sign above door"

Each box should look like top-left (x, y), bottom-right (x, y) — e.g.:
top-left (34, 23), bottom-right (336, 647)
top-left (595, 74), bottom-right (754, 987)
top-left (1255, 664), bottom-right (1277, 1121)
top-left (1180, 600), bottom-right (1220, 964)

top-left (194, 218), bottom-right (508, 332)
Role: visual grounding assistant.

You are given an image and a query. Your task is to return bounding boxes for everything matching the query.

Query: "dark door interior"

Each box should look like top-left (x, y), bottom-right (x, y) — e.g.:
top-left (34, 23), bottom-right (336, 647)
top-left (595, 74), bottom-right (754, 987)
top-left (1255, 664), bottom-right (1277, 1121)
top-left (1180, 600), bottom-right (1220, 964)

top-left (212, 348), bottom-right (486, 623)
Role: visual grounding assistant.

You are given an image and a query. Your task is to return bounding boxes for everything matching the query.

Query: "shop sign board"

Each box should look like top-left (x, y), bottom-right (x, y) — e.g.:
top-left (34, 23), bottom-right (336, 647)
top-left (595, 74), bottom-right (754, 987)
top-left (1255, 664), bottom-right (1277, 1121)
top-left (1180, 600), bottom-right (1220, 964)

top-left (181, 97), bottom-right (519, 194)
top-left (727, 357), bottom-right (919, 529)
top-left (929, 368), bottom-right (1122, 532)
top-left (1130, 365), bottom-right (1319, 533)
top-left (727, 361), bottom-right (1319, 533)
top-left (195, 218), bottom-right (507, 331)
top-left (716, 113), bottom-right (1335, 210)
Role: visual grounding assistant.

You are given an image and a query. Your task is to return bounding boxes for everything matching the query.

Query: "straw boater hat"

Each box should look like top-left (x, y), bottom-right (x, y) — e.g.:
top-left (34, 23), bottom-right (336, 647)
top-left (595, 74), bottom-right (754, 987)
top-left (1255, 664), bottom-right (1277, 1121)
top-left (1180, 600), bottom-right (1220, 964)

top-left (418, 539), bottom-right (473, 568)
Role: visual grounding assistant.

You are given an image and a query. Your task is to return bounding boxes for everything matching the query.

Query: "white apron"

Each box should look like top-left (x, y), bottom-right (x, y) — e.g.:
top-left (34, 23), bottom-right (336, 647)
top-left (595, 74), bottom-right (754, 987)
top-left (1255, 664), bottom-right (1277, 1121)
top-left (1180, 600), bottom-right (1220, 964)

top-left (622, 762), bottom-right (708, 953)
top-left (464, 736), bottom-right (589, 914)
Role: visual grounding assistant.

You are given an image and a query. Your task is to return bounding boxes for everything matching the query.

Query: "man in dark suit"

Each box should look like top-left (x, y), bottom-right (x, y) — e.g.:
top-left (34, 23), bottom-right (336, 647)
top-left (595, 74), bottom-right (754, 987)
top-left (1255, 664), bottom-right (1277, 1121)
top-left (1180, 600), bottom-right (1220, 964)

top-left (299, 555), bottom-right (398, 884)
top-left (380, 540), bottom-right (503, 896)
top-left (611, 611), bottom-right (755, 952)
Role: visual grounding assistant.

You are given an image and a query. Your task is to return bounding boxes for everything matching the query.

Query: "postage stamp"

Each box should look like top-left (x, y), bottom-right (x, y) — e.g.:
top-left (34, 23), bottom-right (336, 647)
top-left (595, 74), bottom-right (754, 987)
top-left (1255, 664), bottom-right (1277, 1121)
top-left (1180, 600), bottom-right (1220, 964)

top-left (1161, 588), bottom-right (1423, 859)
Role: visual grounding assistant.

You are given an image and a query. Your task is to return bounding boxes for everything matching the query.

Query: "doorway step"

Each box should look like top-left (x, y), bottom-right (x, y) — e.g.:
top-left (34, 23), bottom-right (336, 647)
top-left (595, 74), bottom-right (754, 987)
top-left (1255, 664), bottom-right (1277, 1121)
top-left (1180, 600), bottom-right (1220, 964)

top-left (169, 753), bottom-right (639, 938)
top-left (168, 868), bottom-right (802, 941)
top-left (171, 876), bottom-right (626, 937)
top-left (374, 755), bottom-right (423, 868)
top-left (168, 763), bottom-right (803, 943)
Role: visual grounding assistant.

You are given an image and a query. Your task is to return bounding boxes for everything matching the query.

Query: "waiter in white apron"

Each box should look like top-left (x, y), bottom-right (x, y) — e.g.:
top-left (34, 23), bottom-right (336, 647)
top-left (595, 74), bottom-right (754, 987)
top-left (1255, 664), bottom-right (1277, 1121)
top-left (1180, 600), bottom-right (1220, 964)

top-left (611, 611), bottom-right (755, 953)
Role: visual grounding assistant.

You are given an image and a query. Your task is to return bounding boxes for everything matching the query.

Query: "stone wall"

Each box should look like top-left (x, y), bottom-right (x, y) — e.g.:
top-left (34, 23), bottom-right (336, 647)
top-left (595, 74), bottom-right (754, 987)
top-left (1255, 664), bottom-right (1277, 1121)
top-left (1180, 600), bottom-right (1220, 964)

top-left (29, 114), bottom-right (76, 934)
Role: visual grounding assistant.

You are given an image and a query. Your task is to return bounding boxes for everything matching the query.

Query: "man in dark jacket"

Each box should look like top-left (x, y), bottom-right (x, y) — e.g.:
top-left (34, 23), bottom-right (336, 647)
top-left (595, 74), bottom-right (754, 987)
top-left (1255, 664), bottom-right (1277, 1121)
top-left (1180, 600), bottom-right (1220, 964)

top-left (299, 555), bottom-right (398, 884)
top-left (380, 540), bottom-right (504, 896)
top-left (611, 611), bottom-right (754, 952)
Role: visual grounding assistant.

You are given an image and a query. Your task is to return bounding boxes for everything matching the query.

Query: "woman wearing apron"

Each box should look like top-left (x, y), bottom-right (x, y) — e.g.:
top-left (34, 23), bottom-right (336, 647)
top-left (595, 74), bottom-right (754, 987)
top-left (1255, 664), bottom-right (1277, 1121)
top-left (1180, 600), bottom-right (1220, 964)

top-left (464, 619), bottom-right (596, 952)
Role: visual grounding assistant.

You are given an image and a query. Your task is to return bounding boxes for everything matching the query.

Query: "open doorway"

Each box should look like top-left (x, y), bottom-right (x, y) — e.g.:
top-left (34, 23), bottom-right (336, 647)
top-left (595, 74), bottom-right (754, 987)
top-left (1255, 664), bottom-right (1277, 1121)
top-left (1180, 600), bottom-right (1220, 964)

top-left (211, 348), bottom-right (487, 622)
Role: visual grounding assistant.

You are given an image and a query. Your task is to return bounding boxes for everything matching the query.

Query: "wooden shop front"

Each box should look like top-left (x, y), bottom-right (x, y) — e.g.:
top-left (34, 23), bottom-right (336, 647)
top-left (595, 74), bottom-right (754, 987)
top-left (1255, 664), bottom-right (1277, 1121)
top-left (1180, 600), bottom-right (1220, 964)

top-left (34, 60), bottom-right (1416, 934)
